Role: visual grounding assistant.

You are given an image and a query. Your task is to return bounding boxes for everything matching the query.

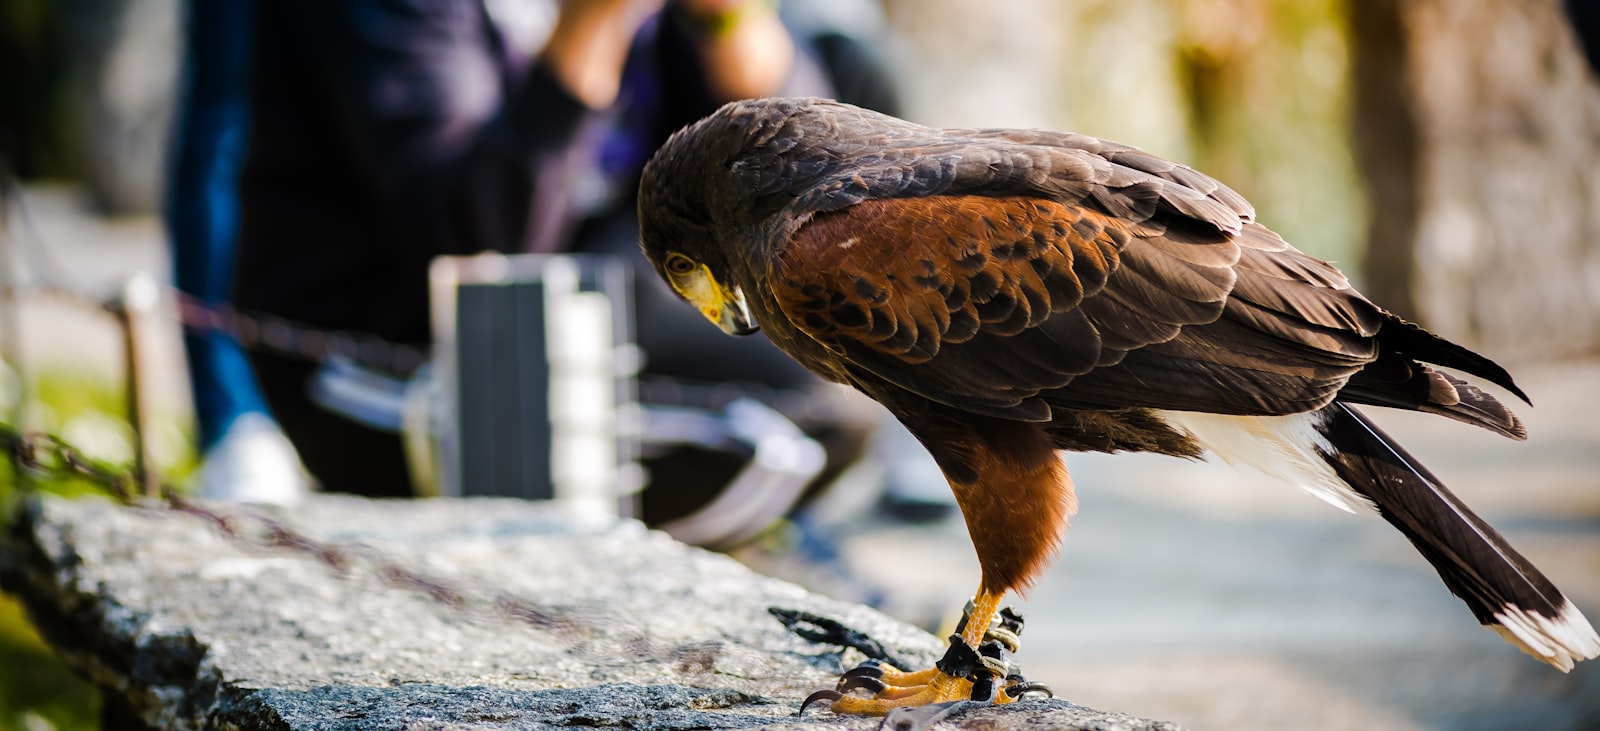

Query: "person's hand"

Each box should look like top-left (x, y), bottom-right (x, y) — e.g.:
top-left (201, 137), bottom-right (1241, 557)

top-left (542, 0), bottom-right (665, 109)
top-left (672, 0), bottom-right (772, 31)
top-left (670, 0), bottom-right (794, 102)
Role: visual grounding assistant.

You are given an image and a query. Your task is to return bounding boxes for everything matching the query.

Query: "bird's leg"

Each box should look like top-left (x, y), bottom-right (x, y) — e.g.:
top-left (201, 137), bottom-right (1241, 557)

top-left (796, 412), bottom-right (1066, 720)
top-left (859, 591), bottom-right (1005, 693)
top-left (800, 586), bottom-right (1051, 717)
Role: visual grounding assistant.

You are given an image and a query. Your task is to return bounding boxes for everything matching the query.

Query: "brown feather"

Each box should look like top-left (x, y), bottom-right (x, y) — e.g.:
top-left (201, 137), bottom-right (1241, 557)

top-left (894, 407), bottom-right (1077, 595)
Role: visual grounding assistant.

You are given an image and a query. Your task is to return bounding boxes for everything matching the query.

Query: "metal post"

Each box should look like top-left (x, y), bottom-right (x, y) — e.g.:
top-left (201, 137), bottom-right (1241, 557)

top-left (116, 274), bottom-right (162, 498)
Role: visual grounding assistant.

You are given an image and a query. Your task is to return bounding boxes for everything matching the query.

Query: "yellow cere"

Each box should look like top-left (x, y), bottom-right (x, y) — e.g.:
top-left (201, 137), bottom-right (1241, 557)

top-left (672, 263), bottom-right (727, 325)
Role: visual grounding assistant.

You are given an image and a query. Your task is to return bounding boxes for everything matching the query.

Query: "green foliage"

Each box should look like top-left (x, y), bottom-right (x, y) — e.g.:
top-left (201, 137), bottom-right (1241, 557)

top-left (1051, 0), bottom-right (1364, 268)
top-left (0, 595), bottom-right (99, 731)
top-left (1, 370), bottom-right (200, 731)
top-left (1169, 0), bottom-right (1363, 266)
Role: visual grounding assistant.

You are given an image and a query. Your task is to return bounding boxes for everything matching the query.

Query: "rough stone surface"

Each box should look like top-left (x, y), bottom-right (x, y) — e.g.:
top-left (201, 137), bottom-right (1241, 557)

top-left (0, 495), bottom-right (1181, 730)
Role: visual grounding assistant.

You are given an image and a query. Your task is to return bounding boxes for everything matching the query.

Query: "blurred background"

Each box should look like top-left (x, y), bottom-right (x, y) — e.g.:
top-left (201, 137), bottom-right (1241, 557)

top-left (2, 1), bottom-right (1598, 730)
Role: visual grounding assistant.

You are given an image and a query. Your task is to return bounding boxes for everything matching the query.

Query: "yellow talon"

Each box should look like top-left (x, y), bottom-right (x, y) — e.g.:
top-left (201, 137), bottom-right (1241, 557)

top-left (808, 588), bottom-right (1015, 716)
top-left (792, 587), bottom-right (1050, 723)
top-left (831, 671), bottom-right (974, 714)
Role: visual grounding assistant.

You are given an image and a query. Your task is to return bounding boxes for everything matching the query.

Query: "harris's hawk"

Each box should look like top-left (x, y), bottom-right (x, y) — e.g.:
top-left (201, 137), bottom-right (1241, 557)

top-left (636, 97), bottom-right (1600, 717)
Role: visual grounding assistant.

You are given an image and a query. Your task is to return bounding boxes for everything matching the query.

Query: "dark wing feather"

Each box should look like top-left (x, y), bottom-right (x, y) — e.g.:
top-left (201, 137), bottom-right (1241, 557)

top-left (772, 195), bottom-right (1111, 420)
top-left (772, 202), bottom-right (1382, 423)
top-left (1059, 223), bottom-right (1383, 414)
top-left (951, 127), bottom-right (1255, 233)
top-left (750, 101), bottom-right (1252, 239)
top-left (772, 194), bottom-right (1253, 421)
top-left (750, 100), bottom-right (1516, 434)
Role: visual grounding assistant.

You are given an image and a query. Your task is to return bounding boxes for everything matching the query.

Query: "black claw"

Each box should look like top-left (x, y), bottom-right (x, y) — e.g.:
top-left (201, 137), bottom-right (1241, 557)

top-left (1005, 681), bottom-right (1054, 700)
top-left (838, 674), bottom-right (886, 694)
top-left (798, 689), bottom-right (843, 716)
top-left (841, 662), bottom-right (885, 679)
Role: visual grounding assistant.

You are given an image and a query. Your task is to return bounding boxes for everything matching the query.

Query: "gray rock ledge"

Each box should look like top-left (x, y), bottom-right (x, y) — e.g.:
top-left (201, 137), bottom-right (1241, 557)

top-left (0, 494), bottom-right (1181, 730)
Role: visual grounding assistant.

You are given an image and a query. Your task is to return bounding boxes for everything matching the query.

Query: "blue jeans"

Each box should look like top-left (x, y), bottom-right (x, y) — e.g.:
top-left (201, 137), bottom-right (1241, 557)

top-left (166, 0), bottom-right (272, 448)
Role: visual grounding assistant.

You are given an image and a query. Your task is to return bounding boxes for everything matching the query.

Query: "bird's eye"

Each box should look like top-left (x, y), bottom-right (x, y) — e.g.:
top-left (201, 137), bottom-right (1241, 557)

top-left (665, 253), bottom-right (697, 275)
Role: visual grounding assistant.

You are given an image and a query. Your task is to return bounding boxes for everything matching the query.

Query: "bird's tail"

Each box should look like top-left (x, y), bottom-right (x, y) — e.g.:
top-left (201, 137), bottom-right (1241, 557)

top-left (1313, 402), bottom-right (1600, 670)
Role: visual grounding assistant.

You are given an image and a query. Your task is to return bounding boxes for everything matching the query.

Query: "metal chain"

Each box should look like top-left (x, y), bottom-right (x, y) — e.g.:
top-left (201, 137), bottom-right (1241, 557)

top-left (3, 426), bottom-right (137, 502)
top-left (167, 288), bottom-right (429, 375)
top-left (1, 422), bottom-right (580, 637)
top-left (0, 176), bottom-right (428, 376)
top-left (0, 278), bottom-right (429, 377)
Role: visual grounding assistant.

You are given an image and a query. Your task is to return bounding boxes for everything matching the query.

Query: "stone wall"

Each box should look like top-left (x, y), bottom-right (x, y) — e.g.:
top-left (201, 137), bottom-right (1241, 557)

top-left (0, 494), bottom-right (1182, 730)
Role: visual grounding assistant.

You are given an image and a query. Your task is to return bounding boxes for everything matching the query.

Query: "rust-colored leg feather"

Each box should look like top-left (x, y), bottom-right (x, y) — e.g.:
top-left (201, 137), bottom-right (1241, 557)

top-left (808, 416), bottom-right (1076, 717)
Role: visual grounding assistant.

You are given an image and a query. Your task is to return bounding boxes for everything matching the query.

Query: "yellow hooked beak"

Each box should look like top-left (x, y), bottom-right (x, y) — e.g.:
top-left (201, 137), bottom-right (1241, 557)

top-left (672, 263), bottom-right (758, 336)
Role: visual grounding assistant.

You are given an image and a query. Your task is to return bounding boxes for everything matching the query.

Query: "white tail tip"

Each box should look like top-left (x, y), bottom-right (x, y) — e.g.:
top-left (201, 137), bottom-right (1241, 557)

top-left (1491, 600), bottom-right (1600, 672)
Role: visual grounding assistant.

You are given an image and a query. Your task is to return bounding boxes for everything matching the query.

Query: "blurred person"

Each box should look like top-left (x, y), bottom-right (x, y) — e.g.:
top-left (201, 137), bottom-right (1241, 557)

top-left (564, 0), bottom-right (910, 528)
top-left (173, 0), bottom-right (897, 503)
top-left (168, 0), bottom-right (310, 504)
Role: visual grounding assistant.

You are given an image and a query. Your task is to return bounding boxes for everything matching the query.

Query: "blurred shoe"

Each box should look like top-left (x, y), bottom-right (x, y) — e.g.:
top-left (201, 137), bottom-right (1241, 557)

top-left (195, 412), bottom-right (310, 505)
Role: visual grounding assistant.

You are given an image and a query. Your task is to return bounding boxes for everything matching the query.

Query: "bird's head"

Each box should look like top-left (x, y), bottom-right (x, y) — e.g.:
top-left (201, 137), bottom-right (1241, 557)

top-left (636, 173), bottom-right (758, 336)
top-left (638, 99), bottom-right (825, 337)
top-left (638, 96), bottom-right (921, 336)
top-left (653, 248), bottom-right (758, 337)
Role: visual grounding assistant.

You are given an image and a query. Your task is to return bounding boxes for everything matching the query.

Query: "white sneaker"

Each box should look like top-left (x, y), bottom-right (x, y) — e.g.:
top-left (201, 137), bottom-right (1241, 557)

top-left (195, 412), bottom-right (311, 505)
